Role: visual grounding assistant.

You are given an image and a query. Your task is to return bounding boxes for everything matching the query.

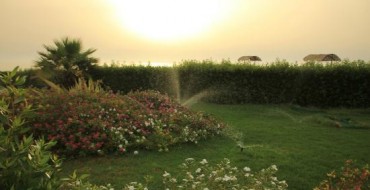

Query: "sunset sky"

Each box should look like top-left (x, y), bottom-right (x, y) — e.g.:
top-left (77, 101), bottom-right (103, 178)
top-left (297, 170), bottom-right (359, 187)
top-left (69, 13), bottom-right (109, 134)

top-left (1, 0), bottom-right (370, 70)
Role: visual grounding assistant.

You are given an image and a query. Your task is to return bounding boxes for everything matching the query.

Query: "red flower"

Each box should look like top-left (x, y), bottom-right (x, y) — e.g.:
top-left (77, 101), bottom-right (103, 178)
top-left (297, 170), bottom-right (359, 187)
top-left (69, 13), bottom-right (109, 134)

top-left (119, 147), bottom-right (126, 153)
top-left (69, 135), bottom-right (74, 140)
top-left (95, 142), bottom-right (103, 149)
top-left (93, 132), bottom-right (100, 139)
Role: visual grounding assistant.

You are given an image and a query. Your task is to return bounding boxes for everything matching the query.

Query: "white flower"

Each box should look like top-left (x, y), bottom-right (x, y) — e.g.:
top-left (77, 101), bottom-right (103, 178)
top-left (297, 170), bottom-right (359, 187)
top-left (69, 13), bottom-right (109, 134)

top-left (271, 165), bottom-right (278, 171)
top-left (203, 188), bottom-right (209, 190)
top-left (271, 176), bottom-right (277, 181)
top-left (163, 171), bottom-right (170, 177)
top-left (200, 159), bottom-right (208, 165)
top-left (243, 166), bottom-right (251, 172)
top-left (196, 168), bottom-right (202, 173)
top-left (222, 175), bottom-right (236, 181)
top-left (127, 186), bottom-right (134, 190)
top-left (185, 158), bottom-right (194, 162)
top-left (134, 151), bottom-right (139, 155)
top-left (222, 175), bottom-right (232, 181)
top-left (198, 174), bottom-right (205, 179)
top-left (186, 172), bottom-right (194, 179)
top-left (280, 180), bottom-right (287, 184)
top-left (118, 144), bottom-right (123, 148)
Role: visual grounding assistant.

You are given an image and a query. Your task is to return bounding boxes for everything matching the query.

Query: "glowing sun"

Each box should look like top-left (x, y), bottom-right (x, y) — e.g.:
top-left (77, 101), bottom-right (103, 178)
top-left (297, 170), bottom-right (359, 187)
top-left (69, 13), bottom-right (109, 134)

top-left (108, 0), bottom-right (231, 42)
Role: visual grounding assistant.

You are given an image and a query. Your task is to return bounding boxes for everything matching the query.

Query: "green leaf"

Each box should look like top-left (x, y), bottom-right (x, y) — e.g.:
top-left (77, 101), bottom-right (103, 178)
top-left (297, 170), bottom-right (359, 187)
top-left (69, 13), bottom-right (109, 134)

top-left (14, 76), bottom-right (27, 86)
top-left (11, 66), bottom-right (20, 75)
top-left (0, 115), bottom-right (8, 124)
top-left (13, 96), bottom-right (25, 105)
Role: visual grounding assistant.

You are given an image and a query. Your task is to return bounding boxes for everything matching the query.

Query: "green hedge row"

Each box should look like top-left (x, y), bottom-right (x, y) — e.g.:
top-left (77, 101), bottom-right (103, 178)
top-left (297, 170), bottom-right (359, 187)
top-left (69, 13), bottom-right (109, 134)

top-left (21, 60), bottom-right (370, 108)
top-left (177, 60), bottom-right (370, 107)
top-left (89, 65), bottom-right (180, 99)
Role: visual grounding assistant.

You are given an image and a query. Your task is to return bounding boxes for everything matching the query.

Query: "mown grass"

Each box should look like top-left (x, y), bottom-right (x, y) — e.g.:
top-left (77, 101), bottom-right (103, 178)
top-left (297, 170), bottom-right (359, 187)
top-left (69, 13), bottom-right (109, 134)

top-left (60, 103), bottom-right (370, 189)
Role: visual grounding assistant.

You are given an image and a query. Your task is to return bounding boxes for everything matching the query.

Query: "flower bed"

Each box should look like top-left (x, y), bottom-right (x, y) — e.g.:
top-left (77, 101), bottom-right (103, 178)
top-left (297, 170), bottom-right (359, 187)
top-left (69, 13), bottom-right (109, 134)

top-left (28, 89), bottom-right (225, 156)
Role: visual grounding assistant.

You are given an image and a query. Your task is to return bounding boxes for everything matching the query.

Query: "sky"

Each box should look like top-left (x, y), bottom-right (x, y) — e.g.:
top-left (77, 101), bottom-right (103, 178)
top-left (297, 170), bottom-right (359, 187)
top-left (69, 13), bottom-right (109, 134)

top-left (1, 0), bottom-right (370, 70)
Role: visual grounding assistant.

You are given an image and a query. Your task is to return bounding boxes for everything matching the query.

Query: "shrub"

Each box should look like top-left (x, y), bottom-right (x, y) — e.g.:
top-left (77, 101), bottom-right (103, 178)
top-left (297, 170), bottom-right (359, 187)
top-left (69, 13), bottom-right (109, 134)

top-left (25, 60), bottom-right (370, 107)
top-left (162, 158), bottom-right (288, 190)
top-left (0, 67), bottom-right (62, 189)
top-left (59, 158), bottom-right (288, 190)
top-left (86, 60), bottom-right (370, 107)
top-left (28, 81), bottom-right (225, 156)
top-left (314, 160), bottom-right (369, 190)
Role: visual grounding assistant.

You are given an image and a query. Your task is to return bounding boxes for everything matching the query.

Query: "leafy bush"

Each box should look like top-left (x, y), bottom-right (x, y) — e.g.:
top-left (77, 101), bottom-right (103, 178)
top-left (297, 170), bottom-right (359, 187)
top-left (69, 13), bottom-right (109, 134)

top-left (315, 160), bottom-right (369, 190)
top-left (84, 158), bottom-right (288, 190)
top-left (0, 67), bottom-right (62, 189)
top-left (89, 65), bottom-right (179, 98)
top-left (162, 158), bottom-right (288, 190)
top-left (24, 60), bottom-right (370, 107)
top-left (86, 60), bottom-right (370, 108)
top-left (28, 81), bottom-right (225, 156)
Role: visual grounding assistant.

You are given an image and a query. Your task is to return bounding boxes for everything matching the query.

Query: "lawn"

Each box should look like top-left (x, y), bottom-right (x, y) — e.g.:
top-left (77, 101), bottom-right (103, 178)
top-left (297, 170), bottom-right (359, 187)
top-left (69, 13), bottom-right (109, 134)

top-left (60, 103), bottom-right (370, 189)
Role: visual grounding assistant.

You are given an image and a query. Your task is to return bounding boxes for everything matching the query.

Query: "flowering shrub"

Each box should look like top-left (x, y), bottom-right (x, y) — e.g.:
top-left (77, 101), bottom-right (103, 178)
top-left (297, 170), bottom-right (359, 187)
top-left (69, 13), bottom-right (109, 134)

top-left (28, 87), bottom-right (225, 156)
top-left (162, 158), bottom-right (288, 190)
top-left (314, 160), bottom-right (369, 190)
top-left (59, 158), bottom-right (288, 190)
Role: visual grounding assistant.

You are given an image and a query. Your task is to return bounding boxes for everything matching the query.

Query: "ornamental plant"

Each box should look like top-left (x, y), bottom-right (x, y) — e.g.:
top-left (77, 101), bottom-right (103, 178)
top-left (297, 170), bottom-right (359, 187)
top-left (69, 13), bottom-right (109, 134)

top-left (0, 67), bottom-right (62, 189)
top-left (162, 158), bottom-right (288, 190)
top-left (35, 37), bottom-right (98, 89)
top-left (314, 160), bottom-right (369, 190)
top-left (60, 158), bottom-right (288, 190)
top-left (28, 80), bottom-right (225, 156)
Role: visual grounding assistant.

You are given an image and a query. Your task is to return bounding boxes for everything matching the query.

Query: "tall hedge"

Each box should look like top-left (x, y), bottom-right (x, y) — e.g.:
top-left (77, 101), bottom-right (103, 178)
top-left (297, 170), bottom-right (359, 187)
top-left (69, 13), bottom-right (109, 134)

top-left (21, 60), bottom-right (370, 108)
top-left (89, 65), bottom-right (180, 99)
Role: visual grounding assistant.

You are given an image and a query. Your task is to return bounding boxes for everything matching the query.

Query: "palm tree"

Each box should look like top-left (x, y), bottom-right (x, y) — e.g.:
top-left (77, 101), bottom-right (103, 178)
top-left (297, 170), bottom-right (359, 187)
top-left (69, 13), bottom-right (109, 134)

top-left (35, 37), bottom-right (98, 88)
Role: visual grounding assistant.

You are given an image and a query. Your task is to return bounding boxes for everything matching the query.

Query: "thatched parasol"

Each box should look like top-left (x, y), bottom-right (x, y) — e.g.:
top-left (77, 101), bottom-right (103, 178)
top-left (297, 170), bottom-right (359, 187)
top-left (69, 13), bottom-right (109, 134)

top-left (303, 54), bottom-right (341, 62)
top-left (238, 56), bottom-right (262, 62)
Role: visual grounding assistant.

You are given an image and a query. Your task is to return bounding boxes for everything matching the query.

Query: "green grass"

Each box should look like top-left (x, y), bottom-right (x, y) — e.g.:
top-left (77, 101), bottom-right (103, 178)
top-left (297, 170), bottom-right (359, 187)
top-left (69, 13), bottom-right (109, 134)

top-left (60, 103), bottom-right (370, 189)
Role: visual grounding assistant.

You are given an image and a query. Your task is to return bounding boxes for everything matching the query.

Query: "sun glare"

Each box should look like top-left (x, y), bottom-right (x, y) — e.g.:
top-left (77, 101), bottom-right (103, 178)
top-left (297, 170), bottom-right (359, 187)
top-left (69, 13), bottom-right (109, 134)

top-left (108, 0), bottom-right (231, 42)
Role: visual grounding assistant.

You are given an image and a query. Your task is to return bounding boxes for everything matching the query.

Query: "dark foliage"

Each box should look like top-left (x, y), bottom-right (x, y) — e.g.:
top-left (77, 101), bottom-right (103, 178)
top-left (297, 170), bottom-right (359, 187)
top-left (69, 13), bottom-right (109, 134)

top-left (24, 60), bottom-right (370, 108)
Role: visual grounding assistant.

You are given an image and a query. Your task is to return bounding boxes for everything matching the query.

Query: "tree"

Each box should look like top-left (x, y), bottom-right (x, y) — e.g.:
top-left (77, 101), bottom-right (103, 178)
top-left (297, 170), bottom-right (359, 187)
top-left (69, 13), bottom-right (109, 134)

top-left (35, 37), bottom-right (98, 88)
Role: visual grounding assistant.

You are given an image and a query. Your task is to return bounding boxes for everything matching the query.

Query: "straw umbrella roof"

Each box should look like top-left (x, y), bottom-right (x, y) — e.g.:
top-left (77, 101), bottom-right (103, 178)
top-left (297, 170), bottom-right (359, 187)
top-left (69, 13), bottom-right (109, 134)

top-left (238, 56), bottom-right (262, 62)
top-left (303, 54), bottom-right (341, 62)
